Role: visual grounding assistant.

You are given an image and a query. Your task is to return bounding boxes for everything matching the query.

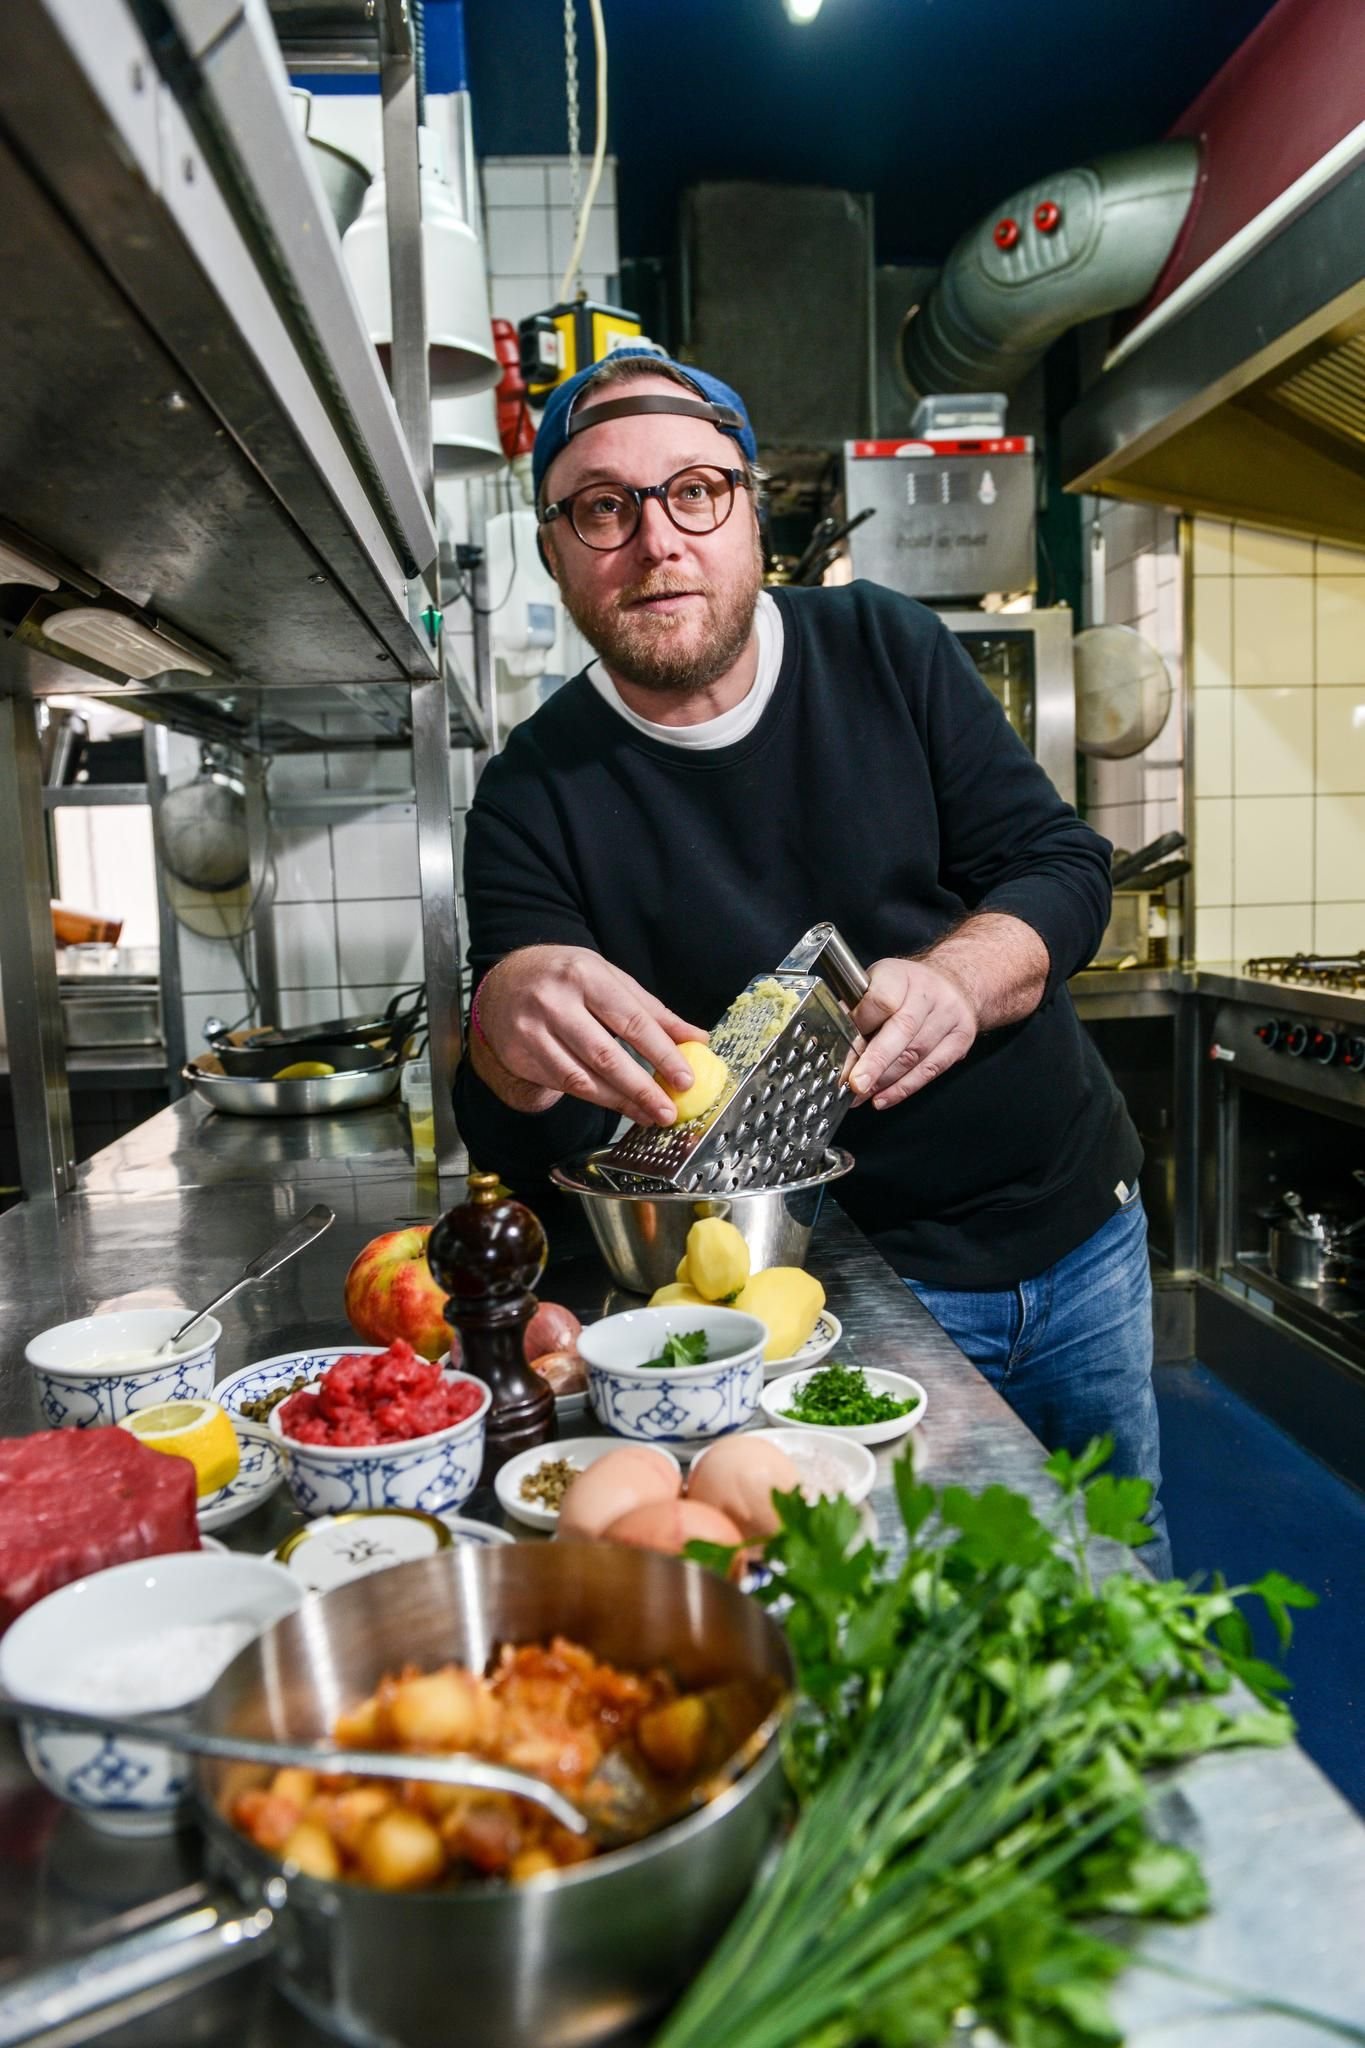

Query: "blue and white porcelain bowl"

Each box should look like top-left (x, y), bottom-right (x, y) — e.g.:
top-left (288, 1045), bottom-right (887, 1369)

top-left (214, 1347), bottom-right (385, 1422)
top-left (268, 1368), bottom-right (491, 1519)
top-left (24, 1308), bottom-right (221, 1430)
top-left (0, 1552), bottom-right (301, 1837)
top-left (578, 1305), bottom-right (767, 1449)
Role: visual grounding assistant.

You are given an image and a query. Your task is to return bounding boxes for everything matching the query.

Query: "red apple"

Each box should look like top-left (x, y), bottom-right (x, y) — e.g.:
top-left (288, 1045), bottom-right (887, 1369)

top-left (343, 1226), bottom-right (454, 1364)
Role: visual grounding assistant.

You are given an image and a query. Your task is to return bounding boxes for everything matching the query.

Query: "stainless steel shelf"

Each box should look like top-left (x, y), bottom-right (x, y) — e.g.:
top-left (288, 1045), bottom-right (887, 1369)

top-left (0, 0), bottom-right (439, 697)
top-left (43, 783), bottom-right (149, 807)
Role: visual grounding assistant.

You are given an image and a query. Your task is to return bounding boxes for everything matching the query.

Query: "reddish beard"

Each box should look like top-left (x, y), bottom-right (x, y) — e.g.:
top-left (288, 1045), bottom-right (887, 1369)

top-left (557, 533), bottom-right (764, 697)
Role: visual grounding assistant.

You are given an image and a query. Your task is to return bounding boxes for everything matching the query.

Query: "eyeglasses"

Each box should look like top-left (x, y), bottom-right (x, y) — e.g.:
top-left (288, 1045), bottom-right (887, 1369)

top-left (539, 465), bottom-right (752, 552)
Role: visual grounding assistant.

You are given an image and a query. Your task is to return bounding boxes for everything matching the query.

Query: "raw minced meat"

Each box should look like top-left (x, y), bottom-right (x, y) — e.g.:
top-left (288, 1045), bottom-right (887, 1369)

top-left (277, 1341), bottom-right (483, 1447)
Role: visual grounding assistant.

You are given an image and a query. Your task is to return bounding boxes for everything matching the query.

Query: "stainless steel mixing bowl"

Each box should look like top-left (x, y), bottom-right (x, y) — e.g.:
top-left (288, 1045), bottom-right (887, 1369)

top-left (551, 1146), bottom-right (854, 1294)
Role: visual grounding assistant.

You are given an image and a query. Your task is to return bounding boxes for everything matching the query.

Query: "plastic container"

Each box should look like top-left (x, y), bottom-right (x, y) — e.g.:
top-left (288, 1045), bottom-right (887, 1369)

top-left (402, 1057), bottom-right (435, 1165)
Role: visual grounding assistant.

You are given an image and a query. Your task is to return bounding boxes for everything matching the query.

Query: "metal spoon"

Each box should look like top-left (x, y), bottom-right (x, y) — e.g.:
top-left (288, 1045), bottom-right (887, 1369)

top-left (156, 1205), bottom-right (335, 1355)
top-left (0, 1693), bottom-right (588, 1835)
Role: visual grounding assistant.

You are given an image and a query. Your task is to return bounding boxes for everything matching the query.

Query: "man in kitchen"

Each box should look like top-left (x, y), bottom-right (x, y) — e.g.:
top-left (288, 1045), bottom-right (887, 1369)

top-left (453, 347), bottom-right (1168, 1574)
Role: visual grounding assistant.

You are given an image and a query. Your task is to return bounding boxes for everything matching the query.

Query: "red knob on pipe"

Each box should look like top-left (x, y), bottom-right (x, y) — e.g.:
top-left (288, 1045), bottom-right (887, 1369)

top-left (1034, 200), bottom-right (1061, 233)
top-left (993, 217), bottom-right (1020, 250)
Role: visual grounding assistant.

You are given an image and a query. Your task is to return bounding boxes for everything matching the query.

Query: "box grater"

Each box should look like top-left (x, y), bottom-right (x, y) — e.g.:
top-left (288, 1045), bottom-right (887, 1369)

top-left (594, 923), bottom-right (869, 1195)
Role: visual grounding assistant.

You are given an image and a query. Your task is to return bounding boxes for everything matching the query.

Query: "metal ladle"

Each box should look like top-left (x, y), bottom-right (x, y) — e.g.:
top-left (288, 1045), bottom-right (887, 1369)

top-left (0, 1676), bottom-right (781, 1846)
top-left (0, 1693), bottom-right (588, 1835)
top-left (156, 1204), bottom-right (335, 1355)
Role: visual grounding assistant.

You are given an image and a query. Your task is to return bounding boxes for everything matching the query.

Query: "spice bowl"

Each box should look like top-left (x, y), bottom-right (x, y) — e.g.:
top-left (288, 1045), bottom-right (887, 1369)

top-left (267, 1369), bottom-right (491, 1518)
top-left (494, 1437), bottom-right (683, 1532)
top-left (759, 1365), bottom-right (927, 1446)
top-left (578, 1305), bottom-right (767, 1450)
top-left (24, 1308), bottom-right (221, 1429)
top-left (0, 1553), bottom-right (301, 1836)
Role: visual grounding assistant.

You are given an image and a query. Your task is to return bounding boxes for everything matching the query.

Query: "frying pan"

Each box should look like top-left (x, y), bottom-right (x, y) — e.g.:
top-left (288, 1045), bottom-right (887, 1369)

top-left (206, 987), bottom-right (425, 1075)
top-left (2, 1546), bottom-right (792, 2048)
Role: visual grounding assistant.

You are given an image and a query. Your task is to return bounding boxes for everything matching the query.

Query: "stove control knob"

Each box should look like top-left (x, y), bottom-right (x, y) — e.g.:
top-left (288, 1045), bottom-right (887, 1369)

top-left (1285, 1023), bottom-right (1310, 1057)
top-left (1308, 1028), bottom-right (1339, 1065)
top-left (1343, 1038), bottom-right (1365, 1072)
top-left (1255, 1019), bottom-right (1283, 1049)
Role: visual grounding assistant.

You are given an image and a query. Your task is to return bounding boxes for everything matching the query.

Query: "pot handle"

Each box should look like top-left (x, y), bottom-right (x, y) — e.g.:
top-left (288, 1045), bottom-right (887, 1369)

top-left (0, 1882), bottom-right (275, 2048)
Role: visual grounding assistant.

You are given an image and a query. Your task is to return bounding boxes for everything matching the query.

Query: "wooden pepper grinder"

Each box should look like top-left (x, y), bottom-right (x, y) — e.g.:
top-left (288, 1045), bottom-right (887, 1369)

top-left (427, 1170), bottom-right (557, 1486)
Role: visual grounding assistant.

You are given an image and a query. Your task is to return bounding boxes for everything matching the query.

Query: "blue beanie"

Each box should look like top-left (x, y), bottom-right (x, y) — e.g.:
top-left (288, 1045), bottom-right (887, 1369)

top-left (531, 347), bottom-right (758, 502)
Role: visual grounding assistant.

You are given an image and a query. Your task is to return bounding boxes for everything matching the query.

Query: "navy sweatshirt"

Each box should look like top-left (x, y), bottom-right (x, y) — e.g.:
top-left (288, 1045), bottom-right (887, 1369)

top-left (454, 582), bottom-right (1140, 1288)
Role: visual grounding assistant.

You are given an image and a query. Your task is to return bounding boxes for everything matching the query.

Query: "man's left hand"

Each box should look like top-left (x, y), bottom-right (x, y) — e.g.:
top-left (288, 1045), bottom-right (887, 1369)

top-left (847, 957), bottom-right (979, 1109)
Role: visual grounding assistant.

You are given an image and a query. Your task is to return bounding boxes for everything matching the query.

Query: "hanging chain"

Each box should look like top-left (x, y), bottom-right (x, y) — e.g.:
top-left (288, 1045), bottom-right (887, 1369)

top-left (563, 0), bottom-right (583, 299)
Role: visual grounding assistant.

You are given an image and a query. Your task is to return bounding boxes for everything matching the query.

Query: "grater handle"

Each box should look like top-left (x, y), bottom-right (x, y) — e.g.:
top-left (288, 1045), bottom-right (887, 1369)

top-left (778, 923), bottom-right (870, 1009)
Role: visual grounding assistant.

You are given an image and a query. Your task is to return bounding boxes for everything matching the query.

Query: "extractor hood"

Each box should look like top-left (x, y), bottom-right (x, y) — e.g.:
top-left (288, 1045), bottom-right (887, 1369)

top-left (1061, 143), bottom-right (1365, 546)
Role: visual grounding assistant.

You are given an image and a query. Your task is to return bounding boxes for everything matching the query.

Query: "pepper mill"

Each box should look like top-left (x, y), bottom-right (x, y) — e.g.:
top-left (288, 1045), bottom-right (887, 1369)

top-left (427, 1170), bottom-right (557, 1485)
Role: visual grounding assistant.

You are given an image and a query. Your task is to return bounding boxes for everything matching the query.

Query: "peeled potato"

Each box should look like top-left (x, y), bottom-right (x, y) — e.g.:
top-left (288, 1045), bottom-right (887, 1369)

top-left (660, 1042), bottom-right (729, 1123)
top-left (648, 1281), bottom-right (707, 1307)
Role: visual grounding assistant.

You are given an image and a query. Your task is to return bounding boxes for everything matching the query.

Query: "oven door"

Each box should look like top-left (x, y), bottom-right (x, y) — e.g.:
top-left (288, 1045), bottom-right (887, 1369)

top-left (936, 608), bottom-right (1075, 807)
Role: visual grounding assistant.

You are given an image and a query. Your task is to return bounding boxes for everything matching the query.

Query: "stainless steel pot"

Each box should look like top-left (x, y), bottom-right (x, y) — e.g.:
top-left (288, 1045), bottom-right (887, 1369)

top-left (4, 1547), bottom-right (791, 2048)
top-left (1267, 1187), bottom-right (1365, 1288)
top-left (551, 1146), bottom-right (855, 1294)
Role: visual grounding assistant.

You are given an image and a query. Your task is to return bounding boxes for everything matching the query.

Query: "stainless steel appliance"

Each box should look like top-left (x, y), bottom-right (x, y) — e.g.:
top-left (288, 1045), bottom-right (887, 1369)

top-left (1208, 962), bottom-right (1365, 1373)
top-left (844, 434), bottom-right (1036, 602)
top-left (934, 607), bottom-right (1076, 806)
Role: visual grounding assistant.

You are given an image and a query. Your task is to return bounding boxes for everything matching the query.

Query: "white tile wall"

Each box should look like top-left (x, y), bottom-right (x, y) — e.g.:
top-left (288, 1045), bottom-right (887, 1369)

top-left (1188, 515), bottom-right (1365, 961)
top-left (481, 153), bottom-right (620, 333)
top-left (337, 898), bottom-right (424, 993)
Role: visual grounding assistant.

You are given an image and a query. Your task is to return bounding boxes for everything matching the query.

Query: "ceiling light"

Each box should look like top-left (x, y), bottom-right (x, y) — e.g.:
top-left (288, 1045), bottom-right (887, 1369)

top-left (43, 609), bottom-right (214, 681)
top-left (0, 538), bottom-right (58, 590)
top-left (783, 0), bottom-right (825, 21)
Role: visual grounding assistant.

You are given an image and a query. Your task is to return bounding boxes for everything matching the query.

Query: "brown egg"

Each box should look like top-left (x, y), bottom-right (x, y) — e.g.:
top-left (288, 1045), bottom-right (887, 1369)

top-left (556, 1446), bottom-right (681, 1540)
top-left (600, 1497), bottom-right (744, 1557)
top-left (687, 1435), bottom-right (801, 1541)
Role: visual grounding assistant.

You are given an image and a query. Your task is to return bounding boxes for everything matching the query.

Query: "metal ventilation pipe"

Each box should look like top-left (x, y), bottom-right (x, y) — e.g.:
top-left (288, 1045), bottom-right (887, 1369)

top-left (901, 141), bottom-right (1200, 397)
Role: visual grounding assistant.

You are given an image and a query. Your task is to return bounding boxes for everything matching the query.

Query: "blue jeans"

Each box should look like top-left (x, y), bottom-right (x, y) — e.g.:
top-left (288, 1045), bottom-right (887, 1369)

top-left (904, 1192), bottom-right (1171, 1578)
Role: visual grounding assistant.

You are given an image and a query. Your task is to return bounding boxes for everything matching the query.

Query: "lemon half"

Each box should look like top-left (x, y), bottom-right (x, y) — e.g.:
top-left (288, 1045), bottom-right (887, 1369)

top-left (121, 1398), bottom-right (241, 1498)
top-left (273, 1060), bottom-right (336, 1081)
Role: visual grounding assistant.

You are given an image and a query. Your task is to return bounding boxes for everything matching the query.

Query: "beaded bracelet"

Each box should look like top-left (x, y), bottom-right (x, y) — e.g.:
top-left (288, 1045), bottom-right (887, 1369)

top-left (468, 972), bottom-right (492, 1048)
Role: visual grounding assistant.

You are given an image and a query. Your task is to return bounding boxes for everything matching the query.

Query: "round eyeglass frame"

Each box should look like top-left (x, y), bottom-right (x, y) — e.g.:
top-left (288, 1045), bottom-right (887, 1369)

top-left (539, 465), bottom-right (752, 552)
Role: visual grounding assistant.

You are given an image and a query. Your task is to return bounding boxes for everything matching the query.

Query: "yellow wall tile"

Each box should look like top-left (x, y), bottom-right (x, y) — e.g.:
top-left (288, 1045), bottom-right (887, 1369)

top-left (1315, 577), bottom-right (1365, 685)
top-left (1193, 905), bottom-right (1232, 962)
top-left (1191, 577), bottom-right (1232, 689)
top-left (1232, 687), bottom-right (1314, 797)
top-left (1193, 797), bottom-right (1233, 906)
top-left (1315, 688), bottom-right (1365, 796)
top-left (1231, 524), bottom-right (1316, 575)
top-left (1192, 517), bottom-right (1233, 576)
top-left (1233, 795), bottom-right (1314, 903)
top-left (1315, 541), bottom-right (1365, 576)
top-left (1315, 794), bottom-right (1365, 901)
top-left (1233, 903), bottom-right (1314, 959)
top-left (1232, 577), bottom-right (1314, 688)
top-left (1192, 690), bottom-right (1232, 797)
top-left (1314, 901), bottom-right (1365, 952)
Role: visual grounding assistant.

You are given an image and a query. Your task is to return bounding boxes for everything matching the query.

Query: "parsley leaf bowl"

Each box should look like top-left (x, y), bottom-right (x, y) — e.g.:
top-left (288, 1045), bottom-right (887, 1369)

top-left (578, 1304), bottom-right (767, 1449)
top-left (759, 1362), bottom-right (927, 1447)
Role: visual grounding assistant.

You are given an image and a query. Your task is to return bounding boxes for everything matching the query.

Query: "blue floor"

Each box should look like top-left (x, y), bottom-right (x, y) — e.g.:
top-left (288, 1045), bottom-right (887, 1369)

top-left (1153, 1361), bottom-right (1365, 1815)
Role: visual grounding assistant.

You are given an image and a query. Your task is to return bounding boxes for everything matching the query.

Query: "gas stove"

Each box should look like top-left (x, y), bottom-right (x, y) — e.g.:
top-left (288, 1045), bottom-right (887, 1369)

top-left (1245, 952), bottom-right (1365, 992)
top-left (1210, 979), bottom-right (1365, 1115)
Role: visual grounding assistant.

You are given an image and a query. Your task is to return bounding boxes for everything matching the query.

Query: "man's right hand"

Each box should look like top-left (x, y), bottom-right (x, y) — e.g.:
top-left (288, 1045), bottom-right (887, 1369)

top-left (469, 945), bottom-right (708, 1126)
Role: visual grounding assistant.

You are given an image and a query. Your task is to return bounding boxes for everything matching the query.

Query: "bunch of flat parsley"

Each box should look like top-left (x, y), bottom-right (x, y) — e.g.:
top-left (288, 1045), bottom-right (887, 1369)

top-left (662, 1439), bottom-right (1349, 2048)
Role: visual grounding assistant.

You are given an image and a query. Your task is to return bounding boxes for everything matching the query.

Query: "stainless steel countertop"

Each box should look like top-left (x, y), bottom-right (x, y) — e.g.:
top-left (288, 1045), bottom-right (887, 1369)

top-left (1070, 961), bottom-right (1365, 1029)
top-left (0, 1099), bottom-right (1361, 2045)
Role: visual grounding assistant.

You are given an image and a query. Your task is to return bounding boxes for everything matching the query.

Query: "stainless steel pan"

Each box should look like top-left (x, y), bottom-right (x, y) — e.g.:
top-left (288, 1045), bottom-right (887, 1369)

top-left (3, 1546), bottom-right (792, 2048)
top-left (183, 1059), bottom-right (401, 1118)
top-left (1267, 1186), bottom-right (1365, 1288)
